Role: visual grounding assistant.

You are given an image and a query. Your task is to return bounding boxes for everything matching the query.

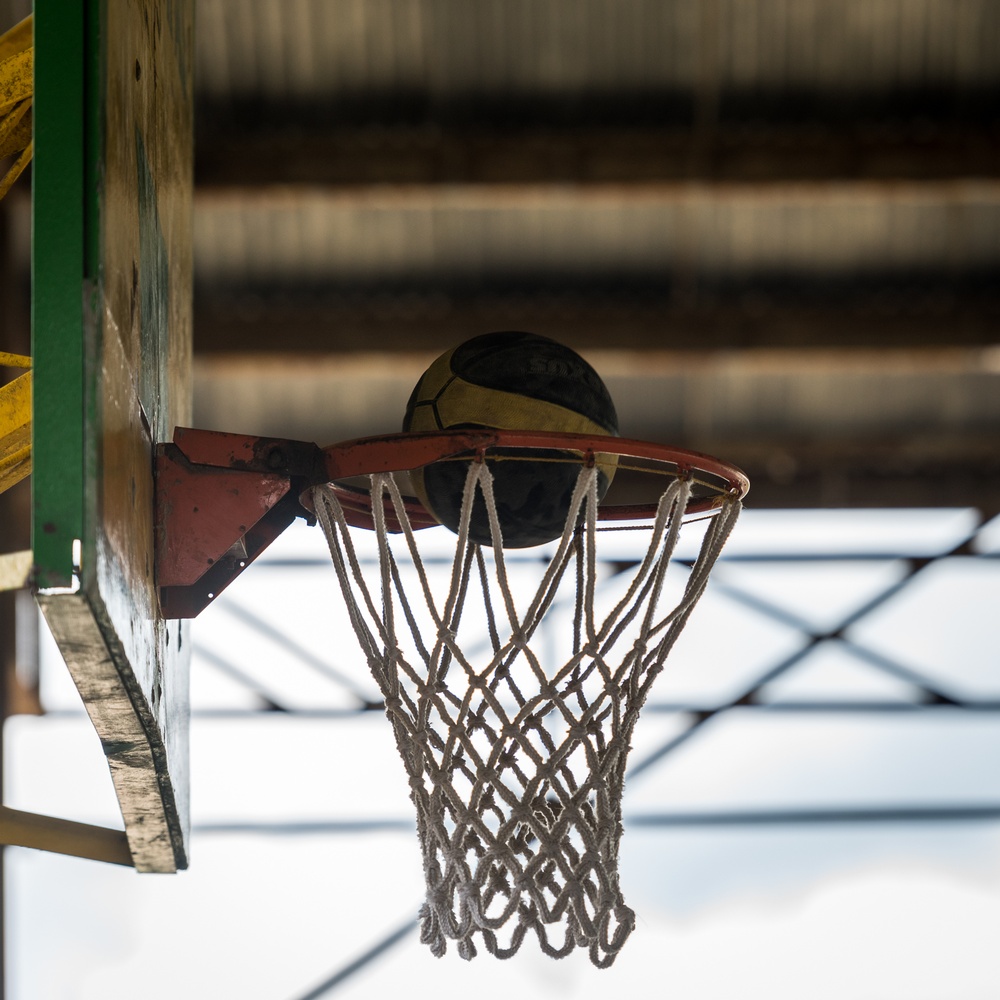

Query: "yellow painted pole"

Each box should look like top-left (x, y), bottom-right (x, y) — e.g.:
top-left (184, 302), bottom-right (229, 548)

top-left (0, 805), bottom-right (134, 866)
top-left (0, 93), bottom-right (30, 154)
top-left (0, 48), bottom-right (31, 113)
top-left (0, 14), bottom-right (31, 63)
top-left (0, 363), bottom-right (31, 494)
top-left (0, 14), bottom-right (33, 200)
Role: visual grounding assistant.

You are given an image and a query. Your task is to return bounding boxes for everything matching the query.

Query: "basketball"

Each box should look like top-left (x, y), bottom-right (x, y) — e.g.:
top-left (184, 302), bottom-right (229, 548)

top-left (403, 331), bottom-right (619, 547)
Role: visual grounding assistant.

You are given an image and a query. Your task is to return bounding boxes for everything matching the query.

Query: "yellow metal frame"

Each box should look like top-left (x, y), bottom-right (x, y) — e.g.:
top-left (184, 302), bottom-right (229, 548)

top-left (0, 805), bottom-right (132, 866)
top-left (0, 14), bottom-right (33, 201)
top-left (0, 352), bottom-right (31, 495)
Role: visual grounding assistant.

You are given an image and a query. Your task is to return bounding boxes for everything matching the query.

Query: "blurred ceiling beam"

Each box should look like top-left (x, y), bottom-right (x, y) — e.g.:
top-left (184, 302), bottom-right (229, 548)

top-left (192, 285), bottom-right (999, 355)
top-left (196, 123), bottom-right (1000, 188)
top-left (6, 0), bottom-right (997, 511)
top-left (189, 175), bottom-right (1000, 355)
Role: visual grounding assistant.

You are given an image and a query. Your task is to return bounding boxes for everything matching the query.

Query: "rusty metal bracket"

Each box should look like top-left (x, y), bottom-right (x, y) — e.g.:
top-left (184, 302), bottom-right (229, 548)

top-left (155, 427), bottom-right (326, 619)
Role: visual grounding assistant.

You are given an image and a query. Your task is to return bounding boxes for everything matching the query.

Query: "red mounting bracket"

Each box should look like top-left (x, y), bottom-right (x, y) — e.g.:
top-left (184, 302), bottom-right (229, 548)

top-left (155, 427), bottom-right (327, 619)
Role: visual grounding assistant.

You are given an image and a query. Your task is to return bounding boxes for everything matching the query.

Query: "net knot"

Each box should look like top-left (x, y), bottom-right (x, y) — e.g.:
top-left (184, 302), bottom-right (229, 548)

top-left (419, 679), bottom-right (448, 697)
top-left (535, 759), bottom-right (560, 784)
top-left (510, 806), bottom-right (533, 831)
top-left (537, 682), bottom-right (559, 703)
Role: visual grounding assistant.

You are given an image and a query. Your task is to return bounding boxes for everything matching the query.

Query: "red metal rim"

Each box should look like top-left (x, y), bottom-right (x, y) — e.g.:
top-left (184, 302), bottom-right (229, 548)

top-left (312, 429), bottom-right (749, 531)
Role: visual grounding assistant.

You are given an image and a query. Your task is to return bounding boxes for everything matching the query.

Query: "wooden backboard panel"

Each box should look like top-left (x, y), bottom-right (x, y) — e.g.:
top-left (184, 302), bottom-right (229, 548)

top-left (33, 0), bottom-right (193, 872)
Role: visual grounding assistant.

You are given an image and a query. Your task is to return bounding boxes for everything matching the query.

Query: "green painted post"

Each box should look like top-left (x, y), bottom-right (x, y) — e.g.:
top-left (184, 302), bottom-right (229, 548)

top-left (31, 3), bottom-right (87, 588)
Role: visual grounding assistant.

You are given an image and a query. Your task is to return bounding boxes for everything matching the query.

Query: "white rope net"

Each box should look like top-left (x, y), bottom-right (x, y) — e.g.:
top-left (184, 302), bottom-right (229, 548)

top-left (309, 459), bottom-right (740, 967)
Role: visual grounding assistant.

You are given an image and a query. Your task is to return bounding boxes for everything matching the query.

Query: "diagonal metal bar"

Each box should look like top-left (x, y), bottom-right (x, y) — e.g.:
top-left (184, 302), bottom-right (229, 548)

top-left (196, 645), bottom-right (291, 712)
top-left (835, 638), bottom-right (962, 702)
top-left (631, 522), bottom-right (992, 779)
top-left (217, 597), bottom-right (382, 709)
top-left (831, 518), bottom-right (990, 630)
top-left (628, 638), bottom-right (825, 779)
top-left (290, 918), bottom-right (418, 1000)
top-left (710, 524), bottom-right (994, 702)
top-left (710, 582), bottom-right (960, 703)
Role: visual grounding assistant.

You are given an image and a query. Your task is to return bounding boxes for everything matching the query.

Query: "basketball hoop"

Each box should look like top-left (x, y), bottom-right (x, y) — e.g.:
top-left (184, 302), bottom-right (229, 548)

top-left (307, 430), bottom-right (747, 966)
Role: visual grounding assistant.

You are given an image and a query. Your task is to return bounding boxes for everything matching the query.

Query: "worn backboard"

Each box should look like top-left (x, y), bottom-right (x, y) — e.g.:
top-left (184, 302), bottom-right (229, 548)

top-left (32, 1), bottom-right (193, 872)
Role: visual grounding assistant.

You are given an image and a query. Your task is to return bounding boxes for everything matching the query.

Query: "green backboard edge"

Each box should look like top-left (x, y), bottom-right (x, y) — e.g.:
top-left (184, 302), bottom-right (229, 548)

top-left (32, 0), bottom-right (192, 873)
top-left (31, 2), bottom-right (85, 588)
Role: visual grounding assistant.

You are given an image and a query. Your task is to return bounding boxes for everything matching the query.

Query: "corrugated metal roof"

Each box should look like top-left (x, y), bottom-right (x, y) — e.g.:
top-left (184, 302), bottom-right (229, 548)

top-left (193, 182), bottom-right (1000, 286)
top-left (195, 0), bottom-right (1000, 106)
top-left (3, 0), bottom-right (997, 508)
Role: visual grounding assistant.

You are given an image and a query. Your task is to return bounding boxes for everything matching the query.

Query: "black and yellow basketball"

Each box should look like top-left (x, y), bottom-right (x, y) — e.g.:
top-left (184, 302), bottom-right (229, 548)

top-left (403, 331), bottom-right (619, 547)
